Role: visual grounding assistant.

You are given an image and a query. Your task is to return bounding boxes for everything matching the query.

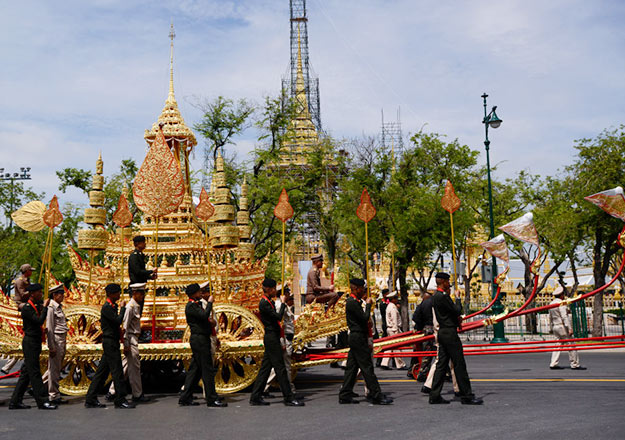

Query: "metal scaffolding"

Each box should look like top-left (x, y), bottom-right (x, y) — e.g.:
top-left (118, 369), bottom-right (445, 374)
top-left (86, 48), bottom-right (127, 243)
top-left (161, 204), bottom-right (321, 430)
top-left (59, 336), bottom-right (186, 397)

top-left (381, 107), bottom-right (404, 152)
top-left (281, 0), bottom-right (322, 133)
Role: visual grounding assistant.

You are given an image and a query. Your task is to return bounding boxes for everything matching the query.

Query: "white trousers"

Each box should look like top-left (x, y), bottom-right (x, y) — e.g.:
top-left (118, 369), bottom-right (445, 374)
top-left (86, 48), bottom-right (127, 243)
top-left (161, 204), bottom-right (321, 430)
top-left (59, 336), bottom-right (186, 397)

top-left (550, 326), bottom-right (580, 368)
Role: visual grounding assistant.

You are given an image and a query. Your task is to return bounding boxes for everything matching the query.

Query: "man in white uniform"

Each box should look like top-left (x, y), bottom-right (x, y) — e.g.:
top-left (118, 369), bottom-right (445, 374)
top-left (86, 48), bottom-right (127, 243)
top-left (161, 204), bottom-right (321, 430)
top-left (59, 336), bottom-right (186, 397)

top-left (381, 292), bottom-right (406, 369)
top-left (549, 286), bottom-right (585, 370)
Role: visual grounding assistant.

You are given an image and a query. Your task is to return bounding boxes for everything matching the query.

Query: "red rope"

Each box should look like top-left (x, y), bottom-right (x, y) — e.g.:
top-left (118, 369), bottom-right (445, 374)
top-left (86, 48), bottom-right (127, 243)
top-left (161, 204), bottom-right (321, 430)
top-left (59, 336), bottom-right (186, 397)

top-left (464, 284), bottom-right (502, 320)
top-left (0, 370), bottom-right (20, 380)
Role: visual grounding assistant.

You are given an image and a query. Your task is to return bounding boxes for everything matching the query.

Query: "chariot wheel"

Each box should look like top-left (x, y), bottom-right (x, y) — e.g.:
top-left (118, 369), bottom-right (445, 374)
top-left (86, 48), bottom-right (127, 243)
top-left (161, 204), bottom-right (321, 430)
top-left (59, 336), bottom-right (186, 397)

top-left (182, 304), bottom-right (264, 394)
top-left (57, 305), bottom-right (103, 396)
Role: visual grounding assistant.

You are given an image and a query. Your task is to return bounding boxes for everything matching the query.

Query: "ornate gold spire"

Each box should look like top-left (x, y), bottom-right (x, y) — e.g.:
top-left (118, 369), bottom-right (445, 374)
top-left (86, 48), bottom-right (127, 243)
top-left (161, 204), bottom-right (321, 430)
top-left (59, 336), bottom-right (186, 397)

top-left (168, 22), bottom-right (175, 103)
top-left (145, 23), bottom-right (197, 148)
top-left (278, 24), bottom-right (319, 167)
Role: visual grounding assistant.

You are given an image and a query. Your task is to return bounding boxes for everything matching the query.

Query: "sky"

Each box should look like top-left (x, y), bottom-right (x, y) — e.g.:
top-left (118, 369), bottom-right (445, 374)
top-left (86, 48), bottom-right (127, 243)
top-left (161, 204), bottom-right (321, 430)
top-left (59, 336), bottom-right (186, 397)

top-left (1, 0), bottom-right (625, 207)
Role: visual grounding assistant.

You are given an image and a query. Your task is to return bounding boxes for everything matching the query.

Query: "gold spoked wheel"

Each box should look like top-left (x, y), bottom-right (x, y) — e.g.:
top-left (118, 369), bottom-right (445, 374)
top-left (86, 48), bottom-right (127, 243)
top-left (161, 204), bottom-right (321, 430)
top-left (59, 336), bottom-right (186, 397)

top-left (58, 305), bottom-right (102, 396)
top-left (182, 304), bottom-right (264, 394)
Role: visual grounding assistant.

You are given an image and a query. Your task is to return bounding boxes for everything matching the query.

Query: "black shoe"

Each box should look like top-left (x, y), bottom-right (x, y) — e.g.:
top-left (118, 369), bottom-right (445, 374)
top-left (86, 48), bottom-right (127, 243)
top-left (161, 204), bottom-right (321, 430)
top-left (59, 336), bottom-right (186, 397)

top-left (0, 368), bottom-right (10, 375)
top-left (250, 398), bottom-right (270, 406)
top-left (571, 366), bottom-right (587, 370)
top-left (550, 365), bottom-right (565, 370)
top-left (421, 386), bottom-right (431, 394)
top-left (207, 400), bottom-right (228, 407)
top-left (380, 365), bottom-right (391, 370)
top-left (348, 391), bottom-right (359, 398)
top-left (330, 362), bottom-right (340, 368)
top-left (132, 394), bottom-right (151, 403)
top-left (9, 402), bottom-right (31, 410)
top-left (84, 401), bottom-right (106, 408)
top-left (261, 391), bottom-right (275, 398)
top-left (339, 397), bottom-right (360, 404)
top-left (454, 392), bottom-right (462, 398)
top-left (370, 396), bottom-right (393, 405)
top-left (284, 399), bottom-right (305, 406)
top-left (115, 401), bottom-right (136, 409)
top-left (407, 371), bottom-right (416, 379)
top-left (179, 400), bottom-right (199, 406)
top-left (429, 397), bottom-right (450, 404)
top-left (105, 392), bottom-right (116, 402)
top-left (39, 402), bottom-right (58, 410)
top-left (50, 398), bottom-right (69, 405)
top-left (461, 397), bottom-right (484, 405)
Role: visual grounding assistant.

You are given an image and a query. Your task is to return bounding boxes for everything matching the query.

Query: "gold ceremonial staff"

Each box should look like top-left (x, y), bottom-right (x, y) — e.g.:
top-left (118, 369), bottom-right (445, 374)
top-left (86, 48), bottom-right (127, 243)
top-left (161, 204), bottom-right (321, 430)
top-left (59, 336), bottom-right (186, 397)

top-left (133, 125), bottom-right (186, 342)
top-left (356, 188), bottom-right (376, 298)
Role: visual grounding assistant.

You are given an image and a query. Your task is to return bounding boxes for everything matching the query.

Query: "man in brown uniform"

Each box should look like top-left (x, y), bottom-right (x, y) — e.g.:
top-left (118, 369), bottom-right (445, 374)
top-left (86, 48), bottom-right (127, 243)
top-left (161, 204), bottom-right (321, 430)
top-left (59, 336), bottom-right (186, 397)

top-left (305, 254), bottom-right (338, 306)
top-left (2, 263), bottom-right (33, 375)
top-left (46, 284), bottom-right (68, 404)
top-left (107, 283), bottom-right (149, 403)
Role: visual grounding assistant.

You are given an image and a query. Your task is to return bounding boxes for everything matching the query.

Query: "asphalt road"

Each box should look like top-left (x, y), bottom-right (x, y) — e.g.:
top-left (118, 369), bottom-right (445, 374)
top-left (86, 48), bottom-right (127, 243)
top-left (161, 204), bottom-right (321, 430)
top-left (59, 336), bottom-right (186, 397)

top-left (1, 351), bottom-right (624, 440)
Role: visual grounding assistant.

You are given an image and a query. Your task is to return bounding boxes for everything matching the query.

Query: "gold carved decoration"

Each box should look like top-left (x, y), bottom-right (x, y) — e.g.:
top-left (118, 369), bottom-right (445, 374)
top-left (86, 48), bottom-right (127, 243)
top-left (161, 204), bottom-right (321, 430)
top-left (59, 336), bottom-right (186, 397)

top-left (11, 200), bottom-right (47, 232)
top-left (273, 188), bottom-right (294, 222)
top-left (133, 126), bottom-right (185, 217)
top-left (441, 180), bottom-right (461, 214)
top-left (195, 187), bottom-right (215, 222)
top-left (112, 194), bottom-right (133, 228)
top-left (356, 188), bottom-right (376, 223)
top-left (43, 195), bottom-right (63, 228)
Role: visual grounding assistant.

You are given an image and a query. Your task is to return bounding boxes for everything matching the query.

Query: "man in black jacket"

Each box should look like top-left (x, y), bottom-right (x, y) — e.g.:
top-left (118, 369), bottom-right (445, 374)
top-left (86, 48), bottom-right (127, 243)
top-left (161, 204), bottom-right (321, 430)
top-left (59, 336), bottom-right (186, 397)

top-left (9, 283), bottom-right (57, 410)
top-left (128, 235), bottom-right (157, 284)
top-left (429, 272), bottom-right (482, 405)
top-left (249, 278), bottom-right (304, 407)
top-left (85, 283), bottom-right (134, 409)
top-left (411, 291), bottom-right (434, 380)
top-left (179, 283), bottom-right (226, 407)
top-left (339, 278), bottom-right (392, 405)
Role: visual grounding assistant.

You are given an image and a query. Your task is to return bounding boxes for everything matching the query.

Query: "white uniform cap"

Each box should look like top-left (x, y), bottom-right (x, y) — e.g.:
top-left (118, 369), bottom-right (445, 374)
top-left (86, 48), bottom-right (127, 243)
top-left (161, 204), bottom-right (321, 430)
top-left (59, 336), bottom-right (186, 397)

top-left (553, 285), bottom-right (564, 296)
top-left (199, 281), bottom-right (210, 290)
top-left (386, 291), bottom-right (398, 299)
top-left (48, 284), bottom-right (64, 294)
top-left (129, 283), bottom-right (147, 290)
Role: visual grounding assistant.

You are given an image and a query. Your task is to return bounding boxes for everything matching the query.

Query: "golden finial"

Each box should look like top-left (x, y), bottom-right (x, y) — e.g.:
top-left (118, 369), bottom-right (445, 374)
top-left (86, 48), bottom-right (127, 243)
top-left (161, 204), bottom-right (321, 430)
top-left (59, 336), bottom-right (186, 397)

top-left (216, 150), bottom-right (224, 172)
top-left (96, 151), bottom-right (103, 175)
top-left (168, 22), bottom-right (176, 103)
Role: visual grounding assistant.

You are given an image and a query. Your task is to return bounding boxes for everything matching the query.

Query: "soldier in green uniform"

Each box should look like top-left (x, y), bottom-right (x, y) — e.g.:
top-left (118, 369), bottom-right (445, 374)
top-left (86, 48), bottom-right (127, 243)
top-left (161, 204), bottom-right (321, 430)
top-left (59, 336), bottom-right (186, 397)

top-left (178, 283), bottom-right (226, 407)
top-left (84, 283), bottom-right (135, 409)
top-left (249, 278), bottom-right (304, 407)
top-left (429, 272), bottom-right (482, 405)
top-left (9, 283), bottom-right (57, 410)
top-left (339, 278), bottom-right (393, 405)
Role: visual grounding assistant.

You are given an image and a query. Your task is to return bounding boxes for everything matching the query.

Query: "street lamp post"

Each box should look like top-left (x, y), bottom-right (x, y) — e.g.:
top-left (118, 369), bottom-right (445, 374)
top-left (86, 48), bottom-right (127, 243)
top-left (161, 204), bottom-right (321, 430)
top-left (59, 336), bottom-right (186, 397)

top-left (0, 167), bottom-right (32, 228)
top-left (481, 93), bottom-right (507, 343)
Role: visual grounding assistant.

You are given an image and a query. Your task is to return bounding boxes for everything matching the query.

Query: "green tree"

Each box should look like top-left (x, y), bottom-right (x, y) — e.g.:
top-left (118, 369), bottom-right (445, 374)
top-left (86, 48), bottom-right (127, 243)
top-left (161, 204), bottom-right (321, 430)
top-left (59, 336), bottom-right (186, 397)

top-left (193, 96), bottom-right (254, 170)
top-left (566, 126), bottom-right (625, 336)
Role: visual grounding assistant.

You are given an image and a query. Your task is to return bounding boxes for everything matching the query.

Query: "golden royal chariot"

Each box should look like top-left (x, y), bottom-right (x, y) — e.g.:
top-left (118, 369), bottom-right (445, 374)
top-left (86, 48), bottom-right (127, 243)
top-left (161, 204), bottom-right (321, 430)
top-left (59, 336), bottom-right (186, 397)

top-left (0, 83), bottom-right (410, 396)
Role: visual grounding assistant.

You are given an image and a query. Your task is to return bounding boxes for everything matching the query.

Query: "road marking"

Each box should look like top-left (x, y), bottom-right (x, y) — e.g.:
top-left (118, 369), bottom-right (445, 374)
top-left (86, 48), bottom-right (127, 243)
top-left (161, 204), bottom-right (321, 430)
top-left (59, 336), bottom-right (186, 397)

top-left (300, 378), bottom-right (625, 384)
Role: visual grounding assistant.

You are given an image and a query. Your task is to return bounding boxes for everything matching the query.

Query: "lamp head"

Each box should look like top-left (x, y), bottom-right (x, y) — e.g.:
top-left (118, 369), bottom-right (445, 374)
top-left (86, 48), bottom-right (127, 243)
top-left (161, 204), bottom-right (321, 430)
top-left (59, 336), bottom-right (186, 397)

top-left (488, 106), bottom-right (503, 129)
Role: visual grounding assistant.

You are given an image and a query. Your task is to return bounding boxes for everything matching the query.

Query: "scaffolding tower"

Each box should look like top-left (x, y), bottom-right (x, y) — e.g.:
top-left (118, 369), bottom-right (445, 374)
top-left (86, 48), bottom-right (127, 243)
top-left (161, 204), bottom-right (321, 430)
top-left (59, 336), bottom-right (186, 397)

top-left (381, 107), bottom-right (404, 152)
top-left (282, 0), bottom-right (322, 133)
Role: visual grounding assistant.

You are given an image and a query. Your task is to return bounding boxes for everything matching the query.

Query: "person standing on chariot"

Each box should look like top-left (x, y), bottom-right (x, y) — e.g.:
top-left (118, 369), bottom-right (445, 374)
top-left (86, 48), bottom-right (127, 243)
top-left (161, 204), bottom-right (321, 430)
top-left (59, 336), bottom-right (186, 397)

top-left (128, 235), bottom-right (157, 284)
top-left (250, 278), bottom-right (304, 407)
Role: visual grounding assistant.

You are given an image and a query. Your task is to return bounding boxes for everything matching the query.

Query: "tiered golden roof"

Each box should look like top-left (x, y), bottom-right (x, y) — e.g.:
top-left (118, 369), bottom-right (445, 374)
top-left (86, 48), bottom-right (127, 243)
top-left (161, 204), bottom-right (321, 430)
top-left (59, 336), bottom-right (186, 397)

top-left (279, 26), bottom-right (319, 167)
